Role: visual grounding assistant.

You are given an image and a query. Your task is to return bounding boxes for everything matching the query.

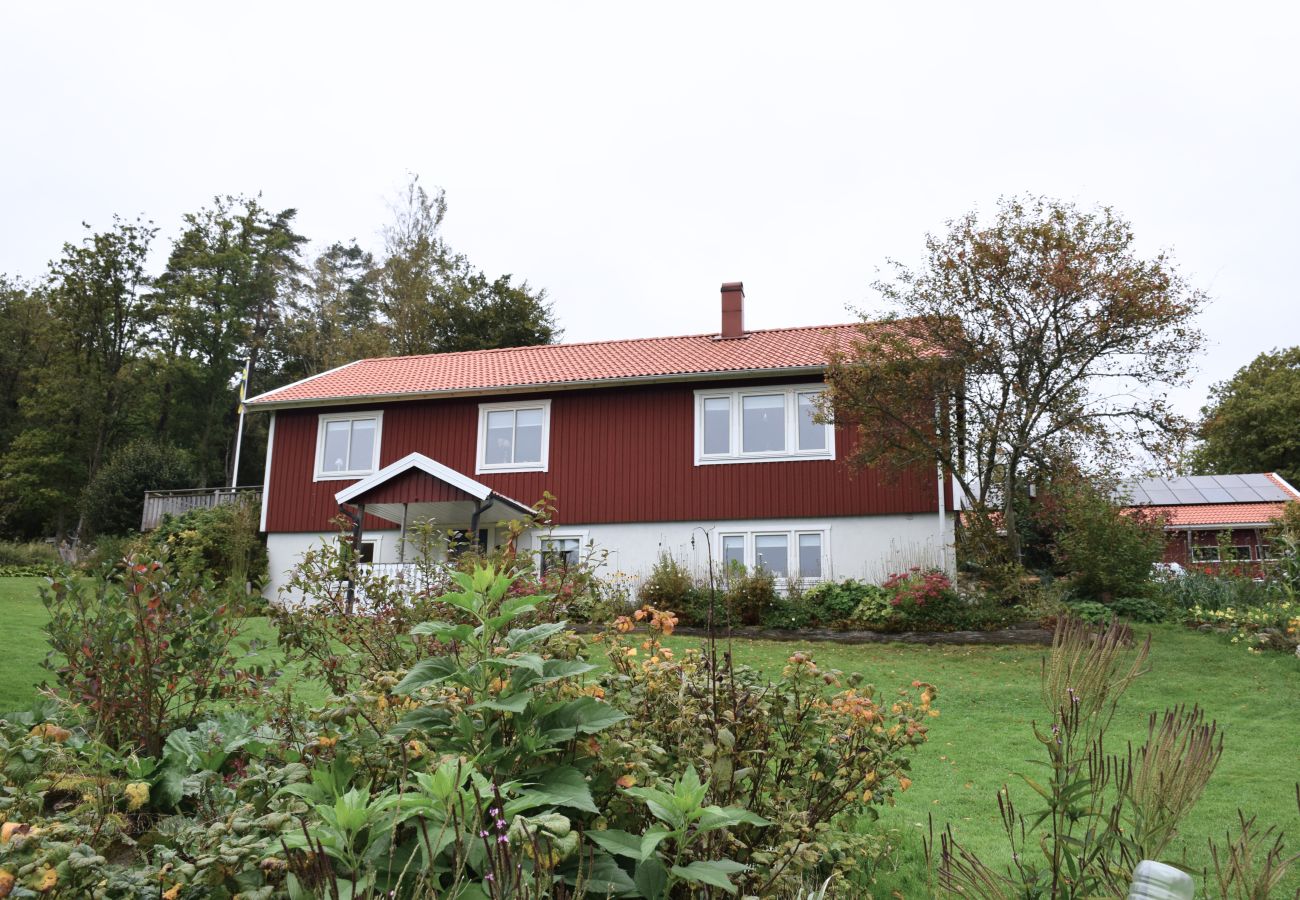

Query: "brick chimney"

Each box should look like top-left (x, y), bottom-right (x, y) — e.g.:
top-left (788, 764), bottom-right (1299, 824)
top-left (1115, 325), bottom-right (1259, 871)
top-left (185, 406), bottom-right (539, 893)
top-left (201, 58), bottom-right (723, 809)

top-left (720, 281), bottom-right (745, 339)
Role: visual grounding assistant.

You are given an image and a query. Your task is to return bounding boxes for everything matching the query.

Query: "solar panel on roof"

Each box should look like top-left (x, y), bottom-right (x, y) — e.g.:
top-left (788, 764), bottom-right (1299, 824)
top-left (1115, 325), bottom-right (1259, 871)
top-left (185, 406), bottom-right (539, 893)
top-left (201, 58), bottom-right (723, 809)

top-left (1119, 473), bottom-right (1294, 507)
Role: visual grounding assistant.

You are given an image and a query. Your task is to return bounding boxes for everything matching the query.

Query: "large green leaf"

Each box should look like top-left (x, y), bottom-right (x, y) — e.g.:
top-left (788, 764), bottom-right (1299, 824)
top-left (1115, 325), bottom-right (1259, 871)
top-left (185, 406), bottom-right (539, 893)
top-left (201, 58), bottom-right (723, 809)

top-left (585, 828), bottom-right (643, 860)
top-left (634, 857), bottom-right (670, 900)
top-left (697, 805), bottom-right (772, 831)
top-left (506, 766), bottom-right (597, 814)
top-left (480, 653), bottom-right (545, 676)
top-left (505, 621), bottom-right (567, 650)
top-left (584, 852), bottom-right (640, 896)
top-left (669, 860), bottom-right (748, 894)
top-left (410, 621), bottom-right (475, 642)
top-left (543, 696), bottom-right (628, 736)
top-left (392, 657), bottom-right (460, 694)
top-left (540, 659), bottom-right (597, 682)
top-left (468, 693), bottom-right (530, 714)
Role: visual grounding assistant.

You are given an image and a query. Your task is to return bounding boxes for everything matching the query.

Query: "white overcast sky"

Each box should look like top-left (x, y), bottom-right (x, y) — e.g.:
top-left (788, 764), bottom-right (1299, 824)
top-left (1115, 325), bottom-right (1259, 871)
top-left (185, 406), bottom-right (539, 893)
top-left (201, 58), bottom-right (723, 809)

top-left (2, 1), bottom-right (1297, 420)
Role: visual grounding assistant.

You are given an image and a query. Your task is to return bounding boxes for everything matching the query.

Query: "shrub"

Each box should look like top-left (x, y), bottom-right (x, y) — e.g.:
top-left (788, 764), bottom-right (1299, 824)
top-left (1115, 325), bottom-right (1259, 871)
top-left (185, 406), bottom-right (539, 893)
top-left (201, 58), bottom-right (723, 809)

top-left (1110, 594), bottom-right (1173, 623)
top-left (849, 583), bottom-right (898, 629)
top-left (80, 440), bottom-right (196, 538)
top-left (760, 582), bottom-right (817, 629)
top-left (638, 552), bottom-right (708, 624)
top-left (2, 563), bottom-right (941, 900)
top-left (596, 607), bottom-right (936, 895)
top-left (1066, 599), bottom-right (1114, 625)
top-left (1154, 569), bottom-right (1276, 612)
top-left (78, 532), bottom-right (136, 572)
top-left (135, 497), bottom-right (267, 591)
top-left (882, 567), bottom-right (962, 629)
top-left (0, 540), bottom-right (60, 568)
top-left (723, 563), bottom-right (778, 625)
top-left (804, 578), bottom-right (877, 627)
top-left (273, 519), bottom-right (460, 696)
top-left (41, 556), bottom-right (262, 755)
top-left (1051, 479), bottom-right (1164, 600)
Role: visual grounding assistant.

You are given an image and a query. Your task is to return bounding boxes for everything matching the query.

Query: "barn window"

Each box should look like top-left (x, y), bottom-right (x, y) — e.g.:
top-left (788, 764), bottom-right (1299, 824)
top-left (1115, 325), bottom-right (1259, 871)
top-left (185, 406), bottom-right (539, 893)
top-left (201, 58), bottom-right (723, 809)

top-left (315, 412), bottom-right (383, 479)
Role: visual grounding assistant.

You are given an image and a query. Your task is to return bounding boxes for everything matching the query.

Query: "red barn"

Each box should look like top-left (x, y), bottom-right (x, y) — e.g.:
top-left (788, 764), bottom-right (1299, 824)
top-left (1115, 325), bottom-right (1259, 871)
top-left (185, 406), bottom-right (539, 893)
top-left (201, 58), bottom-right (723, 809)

top-left (246, 283), bottom-right (954, 599)
top-left (1119, 473), bottom-right (1300, 569)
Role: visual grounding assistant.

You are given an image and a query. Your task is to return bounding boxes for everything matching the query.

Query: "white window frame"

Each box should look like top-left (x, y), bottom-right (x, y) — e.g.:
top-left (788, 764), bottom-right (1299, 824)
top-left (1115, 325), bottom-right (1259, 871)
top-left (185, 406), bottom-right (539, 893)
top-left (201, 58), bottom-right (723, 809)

top-left (714, 527), bottom-right (829, 585)
top-left (337, 534), bottom-right (382, 565)
top-left (693, 384), bottom-right (834, 465)
top-left (476, 399), bottom-right (551, 474)
top-left (314, 411), bottom-right (383, 481)
top-left (535, 530), bottom-right (590, 576)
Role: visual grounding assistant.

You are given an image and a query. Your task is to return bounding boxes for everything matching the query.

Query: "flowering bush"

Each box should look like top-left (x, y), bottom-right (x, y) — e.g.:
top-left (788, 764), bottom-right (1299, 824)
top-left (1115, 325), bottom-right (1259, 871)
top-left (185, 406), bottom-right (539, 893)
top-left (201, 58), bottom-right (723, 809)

top-left (881, 567), bottom-right (962, 628)
top-left (1185, 599), bottom-right (1300, 653)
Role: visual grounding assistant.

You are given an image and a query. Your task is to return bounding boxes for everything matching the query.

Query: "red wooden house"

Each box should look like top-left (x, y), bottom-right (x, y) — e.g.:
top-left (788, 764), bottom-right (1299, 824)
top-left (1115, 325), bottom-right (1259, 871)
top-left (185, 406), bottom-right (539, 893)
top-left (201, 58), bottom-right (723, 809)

top-left (246, 283), bottom-right (954, 599)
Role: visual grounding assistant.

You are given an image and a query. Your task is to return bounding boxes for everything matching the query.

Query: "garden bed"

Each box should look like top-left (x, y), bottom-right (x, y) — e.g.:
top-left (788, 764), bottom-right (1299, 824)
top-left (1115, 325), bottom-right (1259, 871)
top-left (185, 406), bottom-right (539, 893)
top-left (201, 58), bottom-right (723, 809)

top-left (576, 620), bottom-right (1053, 645)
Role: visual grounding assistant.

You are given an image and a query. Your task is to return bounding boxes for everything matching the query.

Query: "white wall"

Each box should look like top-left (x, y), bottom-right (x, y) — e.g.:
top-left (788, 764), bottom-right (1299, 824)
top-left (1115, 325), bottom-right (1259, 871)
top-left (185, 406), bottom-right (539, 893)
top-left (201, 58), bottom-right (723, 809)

top-left (265, 512), bottom-right (955, 599)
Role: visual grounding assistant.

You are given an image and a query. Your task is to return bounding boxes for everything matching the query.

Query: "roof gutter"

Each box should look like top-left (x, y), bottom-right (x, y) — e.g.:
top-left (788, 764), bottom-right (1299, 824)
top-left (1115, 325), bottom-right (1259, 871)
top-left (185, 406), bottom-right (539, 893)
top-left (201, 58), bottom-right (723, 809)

top-left (244, 364), bottom-right (829, 412)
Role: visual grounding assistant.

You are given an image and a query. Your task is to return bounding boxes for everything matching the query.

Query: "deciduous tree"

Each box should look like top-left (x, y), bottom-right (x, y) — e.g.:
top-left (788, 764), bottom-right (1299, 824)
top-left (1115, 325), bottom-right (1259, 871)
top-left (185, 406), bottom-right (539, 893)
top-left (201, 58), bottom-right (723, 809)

top-left (824, 196), bottom-right (1206, 562)
top-left (1194, 347), bottom-right (1300, 484)
top-left (154, 195), bottom-right (306, 486)
top-left (377, 176), bottom-right (559, 355)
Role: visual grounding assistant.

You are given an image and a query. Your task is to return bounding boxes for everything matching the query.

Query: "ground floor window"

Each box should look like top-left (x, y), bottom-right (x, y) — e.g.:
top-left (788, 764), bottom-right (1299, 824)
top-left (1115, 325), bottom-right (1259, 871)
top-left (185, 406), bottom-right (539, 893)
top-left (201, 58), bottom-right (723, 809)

top-left (716, 529), bottom-right (825, 581)
top-left (540, 535), bottom-right (583, 575)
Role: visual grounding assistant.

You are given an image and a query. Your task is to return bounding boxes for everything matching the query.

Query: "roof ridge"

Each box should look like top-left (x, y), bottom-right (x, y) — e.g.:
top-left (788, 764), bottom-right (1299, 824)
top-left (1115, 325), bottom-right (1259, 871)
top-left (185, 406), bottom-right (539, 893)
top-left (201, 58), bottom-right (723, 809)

top-left (348, 321), bottom-right (862, 365)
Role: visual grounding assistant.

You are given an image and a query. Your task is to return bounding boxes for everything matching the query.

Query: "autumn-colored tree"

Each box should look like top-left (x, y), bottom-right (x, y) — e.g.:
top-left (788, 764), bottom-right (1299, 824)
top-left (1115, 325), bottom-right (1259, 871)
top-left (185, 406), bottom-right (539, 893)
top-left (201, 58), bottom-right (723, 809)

top-left (824, 196), bottom-right (1206, 562)
top-left (1194, 346), bottom-right (1300, 484)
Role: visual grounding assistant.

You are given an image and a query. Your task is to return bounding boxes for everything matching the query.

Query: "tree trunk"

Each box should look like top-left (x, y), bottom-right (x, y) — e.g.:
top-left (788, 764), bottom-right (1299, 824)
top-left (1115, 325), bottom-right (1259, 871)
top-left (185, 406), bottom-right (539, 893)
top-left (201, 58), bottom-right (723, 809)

top-left (1003, 470), bottom-right (1022, 563)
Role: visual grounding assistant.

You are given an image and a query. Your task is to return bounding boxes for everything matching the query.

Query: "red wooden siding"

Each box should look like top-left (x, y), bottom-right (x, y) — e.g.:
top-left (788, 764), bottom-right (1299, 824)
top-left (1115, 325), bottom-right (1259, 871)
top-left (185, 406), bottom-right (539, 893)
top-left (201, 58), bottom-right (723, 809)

top-left (263, 379), bottom-right (951, 533)
top-left (352, 469), bottom-right (477, 505)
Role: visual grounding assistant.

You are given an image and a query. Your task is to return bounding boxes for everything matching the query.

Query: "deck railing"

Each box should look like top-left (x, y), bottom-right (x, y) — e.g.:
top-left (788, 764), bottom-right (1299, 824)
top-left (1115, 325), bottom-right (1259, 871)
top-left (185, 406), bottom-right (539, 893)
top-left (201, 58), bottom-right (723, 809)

top-left (140, 486), bottom-right (262, 531)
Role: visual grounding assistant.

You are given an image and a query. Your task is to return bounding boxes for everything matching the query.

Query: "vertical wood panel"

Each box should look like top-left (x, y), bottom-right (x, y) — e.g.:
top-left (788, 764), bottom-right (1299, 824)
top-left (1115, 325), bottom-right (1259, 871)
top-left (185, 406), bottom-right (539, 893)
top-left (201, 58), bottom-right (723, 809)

top-left (265, 378), bottom-right (947, 532)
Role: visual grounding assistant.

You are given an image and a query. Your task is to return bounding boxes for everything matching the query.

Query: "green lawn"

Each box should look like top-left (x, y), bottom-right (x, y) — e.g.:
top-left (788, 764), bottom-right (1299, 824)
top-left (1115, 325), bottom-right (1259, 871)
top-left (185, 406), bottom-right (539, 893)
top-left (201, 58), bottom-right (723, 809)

top-left (3, 576), bottom-right (1298, 895)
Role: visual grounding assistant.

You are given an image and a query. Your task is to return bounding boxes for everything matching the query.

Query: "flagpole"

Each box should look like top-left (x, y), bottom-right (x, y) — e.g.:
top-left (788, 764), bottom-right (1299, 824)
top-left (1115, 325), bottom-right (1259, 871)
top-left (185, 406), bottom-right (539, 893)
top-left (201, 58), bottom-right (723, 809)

top-left (230, 358), bottom-right (250, 490)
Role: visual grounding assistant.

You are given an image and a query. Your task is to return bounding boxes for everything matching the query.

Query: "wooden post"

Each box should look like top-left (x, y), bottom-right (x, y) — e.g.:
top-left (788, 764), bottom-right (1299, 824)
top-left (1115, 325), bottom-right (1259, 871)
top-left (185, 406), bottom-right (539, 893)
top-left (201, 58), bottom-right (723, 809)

top-left (346, 503), bottom-right (365, 615)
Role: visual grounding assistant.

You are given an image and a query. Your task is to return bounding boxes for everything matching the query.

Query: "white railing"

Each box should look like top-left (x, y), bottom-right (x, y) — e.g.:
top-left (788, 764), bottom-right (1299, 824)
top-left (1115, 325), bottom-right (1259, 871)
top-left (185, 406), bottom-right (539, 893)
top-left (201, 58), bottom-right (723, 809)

top-left (141, 486), bottom-right (262, 531)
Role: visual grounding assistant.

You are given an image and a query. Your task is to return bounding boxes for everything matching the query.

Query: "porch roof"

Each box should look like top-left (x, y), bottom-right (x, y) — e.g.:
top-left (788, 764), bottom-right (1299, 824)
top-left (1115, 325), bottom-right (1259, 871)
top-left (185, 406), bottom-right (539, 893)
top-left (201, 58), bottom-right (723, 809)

top-left (334, 452), bottom-right (533, 527)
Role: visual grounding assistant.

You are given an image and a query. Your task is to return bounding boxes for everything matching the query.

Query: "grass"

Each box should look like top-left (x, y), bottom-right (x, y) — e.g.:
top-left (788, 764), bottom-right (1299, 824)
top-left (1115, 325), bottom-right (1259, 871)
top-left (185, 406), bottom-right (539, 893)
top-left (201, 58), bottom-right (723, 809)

top-left (4, 576), bottom-right (1298, 895)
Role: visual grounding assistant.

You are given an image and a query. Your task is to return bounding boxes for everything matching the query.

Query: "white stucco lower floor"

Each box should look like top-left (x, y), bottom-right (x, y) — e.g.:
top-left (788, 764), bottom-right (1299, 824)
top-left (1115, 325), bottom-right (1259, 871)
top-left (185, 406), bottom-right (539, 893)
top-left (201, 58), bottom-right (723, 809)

top-left (263, 512), bottom-right (955, 602)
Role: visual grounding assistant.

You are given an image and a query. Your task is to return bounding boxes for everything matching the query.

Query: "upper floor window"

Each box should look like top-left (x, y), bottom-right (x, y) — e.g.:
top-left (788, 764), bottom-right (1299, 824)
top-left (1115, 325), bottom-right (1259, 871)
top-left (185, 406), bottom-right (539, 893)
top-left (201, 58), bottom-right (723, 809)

top-left (477, 399), bottom-right (551, 473)
top-left (694, 385), bottom-right (833, 465)
top-left (315, 411), bottom-right (382, 480)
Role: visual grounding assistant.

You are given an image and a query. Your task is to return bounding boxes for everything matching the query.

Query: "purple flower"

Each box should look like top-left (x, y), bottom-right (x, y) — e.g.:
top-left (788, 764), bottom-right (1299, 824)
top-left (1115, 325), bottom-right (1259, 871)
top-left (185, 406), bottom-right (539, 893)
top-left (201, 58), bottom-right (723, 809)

top-left (479, 830), bottom-right (489, 838)
top-left (497, 834), bottom-right (509, 844)
top-left (489, 807), bottom-right (500, 816)
top-left (496, 819), bottom-right (506, 829)
top-left (485, 873), bottom-right (495, 882)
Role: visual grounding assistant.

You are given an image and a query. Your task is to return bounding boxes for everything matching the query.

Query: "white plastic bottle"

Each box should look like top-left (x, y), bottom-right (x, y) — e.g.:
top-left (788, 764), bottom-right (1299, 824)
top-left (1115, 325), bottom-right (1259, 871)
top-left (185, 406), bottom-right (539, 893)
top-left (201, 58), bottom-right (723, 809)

top-left (1127, 860), bottom-right (1194, 900)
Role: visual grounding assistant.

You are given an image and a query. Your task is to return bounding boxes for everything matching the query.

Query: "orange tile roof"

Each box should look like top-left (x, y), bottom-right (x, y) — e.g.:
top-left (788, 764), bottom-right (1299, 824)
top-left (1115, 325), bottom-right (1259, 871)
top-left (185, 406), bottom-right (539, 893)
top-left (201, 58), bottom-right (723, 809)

top-left (1144, 502), bottom-right (1291, 528)
top-left (247, 323), bottom-right (861, 407)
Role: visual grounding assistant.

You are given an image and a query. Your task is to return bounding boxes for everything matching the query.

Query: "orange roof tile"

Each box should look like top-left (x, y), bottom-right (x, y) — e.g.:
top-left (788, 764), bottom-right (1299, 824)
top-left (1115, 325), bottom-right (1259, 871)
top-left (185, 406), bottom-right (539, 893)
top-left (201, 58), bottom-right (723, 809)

top-left (247, 323), bottom-right (861, 407)
top-left (1144, 502), bottom-right (1291, 528)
